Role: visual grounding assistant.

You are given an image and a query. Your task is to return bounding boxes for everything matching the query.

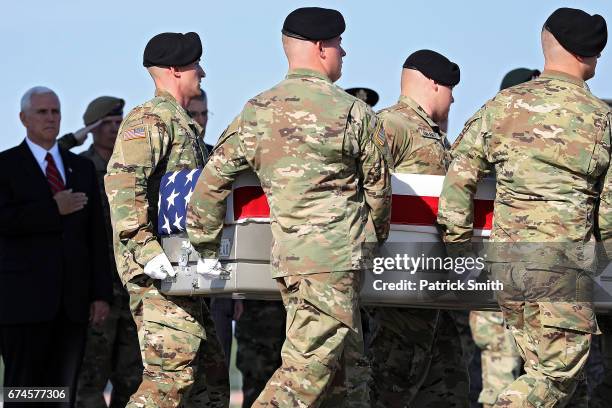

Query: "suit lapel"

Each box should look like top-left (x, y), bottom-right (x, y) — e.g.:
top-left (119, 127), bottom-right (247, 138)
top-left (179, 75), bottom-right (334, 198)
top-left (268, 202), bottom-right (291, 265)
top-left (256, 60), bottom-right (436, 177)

top-left (17, 140), bottom-right (53, 196)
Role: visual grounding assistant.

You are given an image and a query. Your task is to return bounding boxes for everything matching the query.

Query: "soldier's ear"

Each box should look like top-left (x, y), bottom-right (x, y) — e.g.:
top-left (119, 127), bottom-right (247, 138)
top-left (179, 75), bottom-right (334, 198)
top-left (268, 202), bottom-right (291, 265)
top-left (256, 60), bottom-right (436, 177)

top-left (432, 80), bottom-right (440, 93)
top-left (316, 40), bottom-right (325, 58)
top-left (169, 66), bottom-right (181, 79)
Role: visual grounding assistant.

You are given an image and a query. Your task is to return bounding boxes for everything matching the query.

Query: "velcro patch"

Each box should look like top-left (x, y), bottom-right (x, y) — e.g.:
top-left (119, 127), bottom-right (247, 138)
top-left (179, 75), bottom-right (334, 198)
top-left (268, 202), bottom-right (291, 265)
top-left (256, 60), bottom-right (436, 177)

top-left (373, 119), bottom-right (385, 147)
top-left (418, 127), bottom-right (440, 140)
top-left (123, 127), bottom-right (146, 141)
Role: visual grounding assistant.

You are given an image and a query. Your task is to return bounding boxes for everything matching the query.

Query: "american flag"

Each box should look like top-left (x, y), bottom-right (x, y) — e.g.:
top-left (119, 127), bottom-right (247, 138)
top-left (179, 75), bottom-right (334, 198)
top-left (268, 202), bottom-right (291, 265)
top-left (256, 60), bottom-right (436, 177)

top-left (158, 169), bottom-right (203, 236)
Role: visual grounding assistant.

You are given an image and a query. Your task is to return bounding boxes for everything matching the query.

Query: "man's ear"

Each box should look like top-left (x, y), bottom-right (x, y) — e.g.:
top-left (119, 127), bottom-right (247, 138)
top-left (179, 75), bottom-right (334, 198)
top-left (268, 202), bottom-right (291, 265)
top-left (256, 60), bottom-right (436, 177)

top-left (432, 79), bottom-right (439, 93)
top-left (169, 66), bottom-right (181, 78)
top-left (19, 111), bottom-right (27, 127)
top-left (316, 40), bottom-right (325, 59)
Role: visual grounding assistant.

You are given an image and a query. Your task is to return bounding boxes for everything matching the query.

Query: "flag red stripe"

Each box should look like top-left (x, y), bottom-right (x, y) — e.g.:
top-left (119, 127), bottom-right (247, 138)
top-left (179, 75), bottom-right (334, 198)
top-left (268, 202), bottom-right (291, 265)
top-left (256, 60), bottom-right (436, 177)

top-left (232, 186), bottom-right (494, 230)
top-left (233, 186), bottom-right (270, 220)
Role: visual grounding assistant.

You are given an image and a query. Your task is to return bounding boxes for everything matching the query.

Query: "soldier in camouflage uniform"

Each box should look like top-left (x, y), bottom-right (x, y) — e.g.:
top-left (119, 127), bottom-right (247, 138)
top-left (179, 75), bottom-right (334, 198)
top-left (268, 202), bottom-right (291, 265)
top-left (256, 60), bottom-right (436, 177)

top-left (467, 68), bottom-right (541, 408)
top-left (468, 310), bottom-right (520, 408)
top-left (58, 97), bottom-right (144, 407)
top-left (187, 90), bottom-right (243, 369)
top-left (105, 32), bottom-right (229, 408)
top-left (366, 49), bottom-right (469, 408)
top-left (187, 7), bottom-right (391, 407)
top-left (437, 8), bottom-right (610, 407)
top-left (590, 98), bottom-right (612, 407)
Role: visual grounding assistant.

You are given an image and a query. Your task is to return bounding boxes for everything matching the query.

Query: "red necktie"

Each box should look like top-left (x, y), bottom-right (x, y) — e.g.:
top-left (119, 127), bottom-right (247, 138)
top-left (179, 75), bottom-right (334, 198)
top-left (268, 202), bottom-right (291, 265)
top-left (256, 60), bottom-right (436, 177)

top-left (45, 152), bottom-right (65, 194)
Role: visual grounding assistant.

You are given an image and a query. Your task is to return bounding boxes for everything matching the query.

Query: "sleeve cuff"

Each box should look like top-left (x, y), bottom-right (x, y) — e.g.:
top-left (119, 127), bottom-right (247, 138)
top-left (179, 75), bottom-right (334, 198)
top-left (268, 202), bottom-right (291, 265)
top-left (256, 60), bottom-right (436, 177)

top-left (134, 239), bottom-right (164, 267)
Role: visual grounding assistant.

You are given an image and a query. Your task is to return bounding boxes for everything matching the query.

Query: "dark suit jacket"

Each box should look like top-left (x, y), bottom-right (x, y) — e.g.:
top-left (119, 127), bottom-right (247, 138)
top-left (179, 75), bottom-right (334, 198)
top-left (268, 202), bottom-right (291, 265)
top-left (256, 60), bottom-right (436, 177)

top-left (0, 140), bottom-right (112, 324)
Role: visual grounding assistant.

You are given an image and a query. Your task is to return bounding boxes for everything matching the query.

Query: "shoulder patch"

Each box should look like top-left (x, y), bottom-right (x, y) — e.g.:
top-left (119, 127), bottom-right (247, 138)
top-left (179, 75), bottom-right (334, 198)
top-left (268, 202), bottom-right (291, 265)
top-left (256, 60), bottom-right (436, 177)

top-left (418, 127), bottom-right (440, 140)
top-left (123, 126), bottom-right (147, 141)
top-left (373, 118), bottom-right (385, 147)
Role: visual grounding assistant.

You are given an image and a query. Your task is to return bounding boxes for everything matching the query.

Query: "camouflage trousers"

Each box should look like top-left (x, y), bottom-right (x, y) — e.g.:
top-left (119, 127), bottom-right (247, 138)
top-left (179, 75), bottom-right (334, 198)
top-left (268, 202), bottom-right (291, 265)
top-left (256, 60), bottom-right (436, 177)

top-left (235, 300), bottom-right (285, 408)
top-left (253, 271), bottom-right (369, 408)
top-left (492, 263), bottom-right (599, 407)
top-left (469, 310), bottom-right (522, 407)
top-left (76, 283), bottom-right (143, 408)
top-left (125, 275), bottom-right (229, 408)
top-left (366, 307), bottom-right (470, 408)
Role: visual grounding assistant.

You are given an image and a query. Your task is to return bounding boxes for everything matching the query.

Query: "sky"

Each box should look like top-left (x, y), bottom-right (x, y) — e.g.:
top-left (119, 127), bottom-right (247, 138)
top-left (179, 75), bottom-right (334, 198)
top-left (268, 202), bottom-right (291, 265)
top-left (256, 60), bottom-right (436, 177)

top-left (2, 0), bottom-right (611, 153)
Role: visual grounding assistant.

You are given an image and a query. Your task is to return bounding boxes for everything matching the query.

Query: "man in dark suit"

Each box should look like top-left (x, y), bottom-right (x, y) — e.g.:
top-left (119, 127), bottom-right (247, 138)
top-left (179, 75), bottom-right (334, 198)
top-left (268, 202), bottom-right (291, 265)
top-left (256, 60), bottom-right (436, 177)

top-left (0, 86), bottom-right (112, 406)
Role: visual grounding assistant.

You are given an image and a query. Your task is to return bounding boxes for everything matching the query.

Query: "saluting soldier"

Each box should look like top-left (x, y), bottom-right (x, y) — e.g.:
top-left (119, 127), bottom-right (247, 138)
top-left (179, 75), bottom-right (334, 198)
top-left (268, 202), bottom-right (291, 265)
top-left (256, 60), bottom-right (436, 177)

top-left (187, 7), bottom-right (392, 407)
top-left (105, 32), bottom-right (229, 407)
top-left (438, 8), bottom-right (610, 407)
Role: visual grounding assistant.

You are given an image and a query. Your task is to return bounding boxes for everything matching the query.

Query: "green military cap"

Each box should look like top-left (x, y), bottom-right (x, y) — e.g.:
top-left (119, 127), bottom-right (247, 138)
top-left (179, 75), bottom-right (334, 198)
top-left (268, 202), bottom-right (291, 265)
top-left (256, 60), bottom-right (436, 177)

top-left (83, 96), bottom-right (125, 125)
top-left (500, 68), bottom-right (541, 90)
top-left (345, 87), bottom-right (379, 107)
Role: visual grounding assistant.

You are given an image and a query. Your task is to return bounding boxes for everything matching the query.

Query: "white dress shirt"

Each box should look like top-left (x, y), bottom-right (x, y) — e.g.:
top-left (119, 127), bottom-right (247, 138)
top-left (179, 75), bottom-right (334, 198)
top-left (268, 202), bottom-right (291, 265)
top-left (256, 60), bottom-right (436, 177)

top-left (25, 137), bottom-right (66, 183)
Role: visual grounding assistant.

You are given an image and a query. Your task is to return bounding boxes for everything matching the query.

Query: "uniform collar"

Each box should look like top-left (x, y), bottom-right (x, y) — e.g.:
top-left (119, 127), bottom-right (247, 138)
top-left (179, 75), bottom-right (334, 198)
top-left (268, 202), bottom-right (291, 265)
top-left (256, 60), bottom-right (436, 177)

top-left (540, 70), bottom-right (589, 90)
top-left (155, 89), bottom-right (183, 108)
top-left (398, 95), bottom-right (441, 132)
top-left (85, 144), bottom-right (109, 169)
top-left (286, 68), bottom-right (332, 83)
top-left (154, 89), bottom-right (202, 132)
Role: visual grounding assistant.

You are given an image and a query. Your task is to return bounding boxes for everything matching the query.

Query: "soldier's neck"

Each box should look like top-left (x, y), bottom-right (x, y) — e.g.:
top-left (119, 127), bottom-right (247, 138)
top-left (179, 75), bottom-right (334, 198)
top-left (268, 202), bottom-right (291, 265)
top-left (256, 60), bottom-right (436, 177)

top-left (401, 91), bottom-right (435, 120)
top-left (154, 85), bottom-right (190, 108)
top-left (287, 62), bottom-right (330, 80)
top-left (543, 63), bottom-right (586, 81)
top-left (93, 144), bottom-right (113, 163)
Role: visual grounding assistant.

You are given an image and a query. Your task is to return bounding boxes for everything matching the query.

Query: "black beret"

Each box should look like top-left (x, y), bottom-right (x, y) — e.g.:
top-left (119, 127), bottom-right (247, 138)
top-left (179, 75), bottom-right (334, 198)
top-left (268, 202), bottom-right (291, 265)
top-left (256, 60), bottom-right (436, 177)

top-left (143, 32), bottom-right (202, 68)
top-left (403, 50), bottom-right (460, 87)
top-left (345, 87), bottom-right (379, 107)
top-left (83, 96), bottom-right (124, 126)
top-left (282, 7), bottom-right (345, 41)
top-left (500, 68), bottom-right (541, 90)
top-left (544, 8), bottom-right (607, 57)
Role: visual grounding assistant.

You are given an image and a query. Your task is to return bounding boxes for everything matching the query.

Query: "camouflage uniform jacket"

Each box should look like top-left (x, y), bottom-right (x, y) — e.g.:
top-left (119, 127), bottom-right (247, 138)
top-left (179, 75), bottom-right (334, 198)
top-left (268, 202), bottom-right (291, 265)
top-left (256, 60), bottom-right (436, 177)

top-left (187, 68), bottom-right (392, 277)
top-left (377, 95), bottom-right (449, 175)
top-left (105, 90), bottom-right (208, 284)
top-left (437, 71), bottom-right (612, 268)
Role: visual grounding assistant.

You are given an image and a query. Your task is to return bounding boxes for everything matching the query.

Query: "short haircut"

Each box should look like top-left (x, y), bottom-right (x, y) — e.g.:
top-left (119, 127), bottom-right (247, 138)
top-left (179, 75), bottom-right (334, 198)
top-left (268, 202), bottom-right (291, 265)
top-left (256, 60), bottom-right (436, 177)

top-left (20, 86), bottom-right (57, 112)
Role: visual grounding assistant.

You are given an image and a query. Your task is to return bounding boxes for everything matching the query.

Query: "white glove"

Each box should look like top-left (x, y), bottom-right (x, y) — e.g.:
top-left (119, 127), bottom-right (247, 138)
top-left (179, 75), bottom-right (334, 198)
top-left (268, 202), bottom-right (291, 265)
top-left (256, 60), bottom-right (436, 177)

top-left (196, 258), bottom-right (225, 279)
top-left (144, 253), bottom-right (176, 280)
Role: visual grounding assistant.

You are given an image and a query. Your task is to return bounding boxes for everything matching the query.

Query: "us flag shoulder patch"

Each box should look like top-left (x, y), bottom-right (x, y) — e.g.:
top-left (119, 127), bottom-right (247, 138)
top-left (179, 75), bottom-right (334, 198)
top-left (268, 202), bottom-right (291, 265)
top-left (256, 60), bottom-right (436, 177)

top-left (123, 126), bottom-right (147, 141)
